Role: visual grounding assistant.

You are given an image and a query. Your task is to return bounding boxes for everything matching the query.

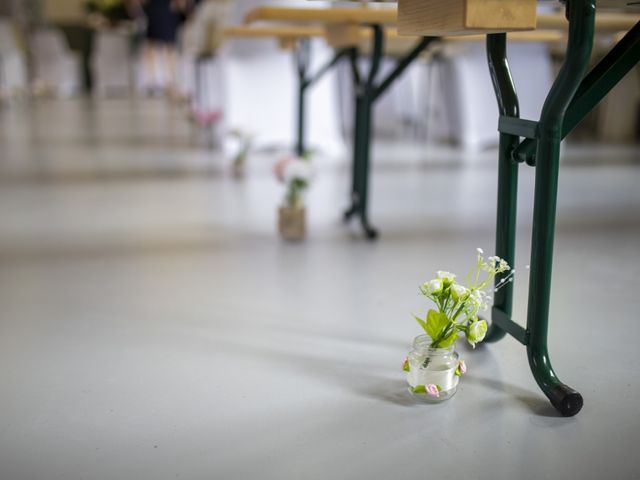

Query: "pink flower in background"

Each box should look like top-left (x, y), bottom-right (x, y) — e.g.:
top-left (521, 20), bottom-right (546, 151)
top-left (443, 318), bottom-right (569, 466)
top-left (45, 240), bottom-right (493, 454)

top-left (191, 110), bottom-right (222, 127)
top-left (274, 156), bottom-right (295, 182)
top-left (274, 156), bottom-right (314, 184)
top-left (426, 384), bottom-right (440, 397)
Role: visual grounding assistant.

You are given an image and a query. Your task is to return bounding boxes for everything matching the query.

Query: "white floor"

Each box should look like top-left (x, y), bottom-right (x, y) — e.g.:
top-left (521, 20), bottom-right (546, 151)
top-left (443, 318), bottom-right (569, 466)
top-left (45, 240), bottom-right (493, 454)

top-left (1, 99), bottom-right (639, 480)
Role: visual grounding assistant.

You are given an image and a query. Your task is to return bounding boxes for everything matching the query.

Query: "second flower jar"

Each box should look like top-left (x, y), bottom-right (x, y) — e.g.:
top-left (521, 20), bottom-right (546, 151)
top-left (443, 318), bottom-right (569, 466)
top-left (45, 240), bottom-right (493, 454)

top-left (278, 206), bottom-right (306, 241)
top-left (404, 334), bottom-right (462, 402)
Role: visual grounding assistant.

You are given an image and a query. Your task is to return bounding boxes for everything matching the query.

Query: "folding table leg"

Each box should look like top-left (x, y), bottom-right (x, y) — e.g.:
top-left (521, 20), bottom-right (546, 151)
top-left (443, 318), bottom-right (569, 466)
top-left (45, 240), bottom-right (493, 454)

top-left (526, 0), bottom-right (595, 417)
top-left (485, 33), bottom-right (520, 344)
top-left (294, 39), bottom-right (311, 157)
top-left (352, 89), bottom-right (378, 239)
top-left (343, 28), bottom-right (384, 240)
top-left (484, 0), bottom-right (596, 416)
top-left (293, 42), bottom-right (351, 158)
top-left (342, 28), bottom-right (434, 239)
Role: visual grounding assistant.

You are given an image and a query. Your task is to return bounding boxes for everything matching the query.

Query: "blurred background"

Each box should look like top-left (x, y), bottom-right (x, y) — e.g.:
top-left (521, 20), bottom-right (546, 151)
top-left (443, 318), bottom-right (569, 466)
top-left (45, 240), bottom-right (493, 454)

top-left (0, 1), bottom-right (639, 479)
top-left (1, 0), bottom-right (637, 151)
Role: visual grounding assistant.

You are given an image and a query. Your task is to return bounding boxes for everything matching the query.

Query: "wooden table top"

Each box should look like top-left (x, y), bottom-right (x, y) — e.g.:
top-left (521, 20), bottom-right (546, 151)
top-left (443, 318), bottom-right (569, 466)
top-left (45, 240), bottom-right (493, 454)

top-left (244, 6), bottom-right (639, 33)
top-left (538, 11), bottom-right (639, 31)
top-left (586, 0), bottom-right (639, 7)
top-left (224, 24), bottom-right (565, 45)
top-left (319, 0), bottom-right (639, 8)
top-left (244, 6), bottom-right (397, 26)
top-left (224, 25), bottom-right (325, 40)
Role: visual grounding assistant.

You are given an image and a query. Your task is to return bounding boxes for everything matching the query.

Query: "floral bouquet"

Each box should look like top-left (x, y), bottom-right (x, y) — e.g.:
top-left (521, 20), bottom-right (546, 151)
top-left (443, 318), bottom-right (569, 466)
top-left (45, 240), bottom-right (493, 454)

top-left (404, 249), bottom-right (513, 401)
top-left (273, 153), bottom-right (314, 210)
top-left (229, 130), bottom-right (254, 178)
top-left (273, 153), bottom-right (314, 241)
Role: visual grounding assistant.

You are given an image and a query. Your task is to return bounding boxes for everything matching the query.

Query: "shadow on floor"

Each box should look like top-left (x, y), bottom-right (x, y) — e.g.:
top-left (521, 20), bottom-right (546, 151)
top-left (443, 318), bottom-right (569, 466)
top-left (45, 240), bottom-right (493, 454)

top-left (181, 322), bottom-right (566, 418)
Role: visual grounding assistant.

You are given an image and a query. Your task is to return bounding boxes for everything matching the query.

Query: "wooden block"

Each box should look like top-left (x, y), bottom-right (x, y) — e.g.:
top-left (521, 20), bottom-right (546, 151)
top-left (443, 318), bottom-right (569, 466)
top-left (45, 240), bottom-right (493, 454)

top-left (398, 0), bottom-right (537, 36)
top-left (324, 24), bottom-right (362, 48)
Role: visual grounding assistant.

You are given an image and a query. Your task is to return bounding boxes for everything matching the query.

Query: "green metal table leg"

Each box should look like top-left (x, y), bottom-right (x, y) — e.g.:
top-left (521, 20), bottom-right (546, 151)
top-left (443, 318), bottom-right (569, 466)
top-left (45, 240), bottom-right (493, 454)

top-left (294, 39), bottom-right (312, 157)
top-left (485, 33), bottom-right (520, 344)
top-left (343, 47), bottom-right (362, 223)
top-left (343, 26), bottom-right (384, 240)
top-left (527, 0), bottom-right (595, 417)
top-left (484, 0), bottom-right (601, 416)
top-left (293, 42), bottom-right (350, 157)
top-left (343, 28), bottom-right (436, 239)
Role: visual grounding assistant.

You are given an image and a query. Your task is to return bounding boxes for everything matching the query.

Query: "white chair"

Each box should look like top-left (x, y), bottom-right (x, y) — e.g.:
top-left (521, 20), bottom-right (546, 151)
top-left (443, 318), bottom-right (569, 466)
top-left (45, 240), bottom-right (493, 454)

top-left (31, 28), bottom-right (81, 97)
top-left (224, 37), bottom-right (344, 157)
top-left (0, 19), bottom-right (28, 99)
top-left (92, 28), bottom-right (135, 97)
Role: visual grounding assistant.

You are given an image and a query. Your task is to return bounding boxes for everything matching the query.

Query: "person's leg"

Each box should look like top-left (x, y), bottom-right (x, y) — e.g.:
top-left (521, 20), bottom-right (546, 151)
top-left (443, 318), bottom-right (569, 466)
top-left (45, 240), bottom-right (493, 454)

top-left (163, 43), bottom-right (178, 97)
top-left (141, 42), bottom-right (155, 92)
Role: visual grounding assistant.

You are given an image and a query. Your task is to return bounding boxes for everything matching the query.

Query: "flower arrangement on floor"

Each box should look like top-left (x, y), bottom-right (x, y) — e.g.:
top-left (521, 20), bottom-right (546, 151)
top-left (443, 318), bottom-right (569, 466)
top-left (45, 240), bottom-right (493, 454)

top-left (273, 153), bottom-right (314, 241)
top-left (229, 130), bottom-right (253, 178)
top-left (404, 248), bottom-right (513, 402)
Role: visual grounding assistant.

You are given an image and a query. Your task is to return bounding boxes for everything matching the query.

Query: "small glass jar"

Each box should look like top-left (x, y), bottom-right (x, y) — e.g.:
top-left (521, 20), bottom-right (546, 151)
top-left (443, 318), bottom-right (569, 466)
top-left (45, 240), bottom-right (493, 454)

top-left (405, 334), bottom-right (460, 402)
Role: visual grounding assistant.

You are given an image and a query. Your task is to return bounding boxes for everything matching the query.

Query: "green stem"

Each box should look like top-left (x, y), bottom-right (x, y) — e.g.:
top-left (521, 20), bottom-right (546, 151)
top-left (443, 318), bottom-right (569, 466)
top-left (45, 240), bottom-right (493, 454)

top-left (432, 322), bottom-right (455, 348)
top-left (452, 303), bottom-right (466, 322)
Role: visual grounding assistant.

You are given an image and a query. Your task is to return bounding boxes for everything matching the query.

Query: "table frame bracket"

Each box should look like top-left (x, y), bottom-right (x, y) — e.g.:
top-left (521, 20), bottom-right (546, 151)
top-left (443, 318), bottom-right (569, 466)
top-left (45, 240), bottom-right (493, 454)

top-left (511, 19), bottom-right (640, 166)
top-left (294, 40), bottom-right (351, 156)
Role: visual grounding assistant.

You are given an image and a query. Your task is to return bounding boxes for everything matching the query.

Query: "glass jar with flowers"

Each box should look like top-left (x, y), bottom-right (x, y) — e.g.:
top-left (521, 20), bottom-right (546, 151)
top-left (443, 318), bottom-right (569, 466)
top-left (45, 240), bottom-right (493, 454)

top-left (403, 249), bottom-right (513, 402)
top-left (273, 153), bottom-right (313, 241)
top-left (230, 130), bottom-right (253, 179)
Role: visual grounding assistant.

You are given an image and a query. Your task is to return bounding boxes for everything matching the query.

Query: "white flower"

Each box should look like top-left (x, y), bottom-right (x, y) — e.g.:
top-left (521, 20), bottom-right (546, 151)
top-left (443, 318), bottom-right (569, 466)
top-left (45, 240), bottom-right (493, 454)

top-left (283, 159), bottom-right (314, 183)
top-left (451, 284), bottom-right (469, 300)
top-left (436, 271), bottom-right (456, 282)
top-left (468, 290), bottom-right (488, 311)
top-left (421, 279), bottom-right (442, 295)
top-left (469, 290), bottom-right (483, 306)
top-left (477, 248), bottom-right (484, 254)
top-left (467, 320), bottom-right (488, 346)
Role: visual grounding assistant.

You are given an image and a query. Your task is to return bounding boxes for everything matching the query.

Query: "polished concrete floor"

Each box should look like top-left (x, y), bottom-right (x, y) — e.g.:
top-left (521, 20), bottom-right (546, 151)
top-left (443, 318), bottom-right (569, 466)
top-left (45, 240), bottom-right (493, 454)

top-left (1, 99), bottom-right (639, 480)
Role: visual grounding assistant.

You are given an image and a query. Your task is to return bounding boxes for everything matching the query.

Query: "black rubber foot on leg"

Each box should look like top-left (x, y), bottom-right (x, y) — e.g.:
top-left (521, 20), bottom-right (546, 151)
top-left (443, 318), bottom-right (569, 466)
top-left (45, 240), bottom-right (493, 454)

top-left (548, 384), bottom-right (583, 417)
top-left (343, 206), bottom-right (356, 222)
top-left (362, 223), bottom-right (379, 240)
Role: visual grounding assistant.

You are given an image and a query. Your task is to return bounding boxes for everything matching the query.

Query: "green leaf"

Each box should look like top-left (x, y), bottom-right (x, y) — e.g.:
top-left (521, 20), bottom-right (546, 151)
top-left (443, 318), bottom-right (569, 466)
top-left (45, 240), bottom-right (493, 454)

top-left (413, 314), bottom-right (428, 333)
top-left (402, 358), bottom-right (410, 372)
top-left (426, 309), bottom-right (450, 340)
top-left (437, 329), bottom-right (459, 348)
top-left (412, 385), bottom-right (426, 394)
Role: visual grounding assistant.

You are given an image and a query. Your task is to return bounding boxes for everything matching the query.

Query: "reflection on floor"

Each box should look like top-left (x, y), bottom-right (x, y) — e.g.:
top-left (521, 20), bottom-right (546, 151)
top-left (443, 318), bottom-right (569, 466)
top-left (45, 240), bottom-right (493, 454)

top-left (1, 99), bottom-right (639, 480)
